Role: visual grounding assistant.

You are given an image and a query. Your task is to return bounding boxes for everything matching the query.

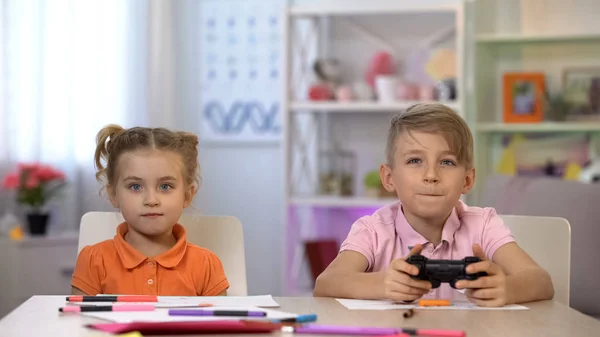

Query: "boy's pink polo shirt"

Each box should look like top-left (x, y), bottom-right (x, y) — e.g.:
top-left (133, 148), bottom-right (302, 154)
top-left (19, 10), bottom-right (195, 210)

top-left (340, 200), bottom-right (515, 301)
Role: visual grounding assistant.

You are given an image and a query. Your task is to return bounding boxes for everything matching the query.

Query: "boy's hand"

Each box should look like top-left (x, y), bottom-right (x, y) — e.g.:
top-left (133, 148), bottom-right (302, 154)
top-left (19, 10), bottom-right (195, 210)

top-left (383, 244), bottom-right (432, 303)
top-left (455, 244), bottom-right (508, 307)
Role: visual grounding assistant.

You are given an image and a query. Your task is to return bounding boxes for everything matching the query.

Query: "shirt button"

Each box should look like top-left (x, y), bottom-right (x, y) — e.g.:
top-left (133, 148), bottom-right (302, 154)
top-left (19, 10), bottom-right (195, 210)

top-left (428, 246), bottom-right (434, 253)
top-left (147, 279), bottom-right (154, 285)
top-left (148, 261), bottom-right (154, 267)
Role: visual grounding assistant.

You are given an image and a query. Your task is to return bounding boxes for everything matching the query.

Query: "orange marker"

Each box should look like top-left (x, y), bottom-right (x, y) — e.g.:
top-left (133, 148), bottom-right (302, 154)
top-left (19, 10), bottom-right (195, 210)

top-left (198, 303), bottom-right (214, 307)
top-left (418, 299), bottom-right (451, 307)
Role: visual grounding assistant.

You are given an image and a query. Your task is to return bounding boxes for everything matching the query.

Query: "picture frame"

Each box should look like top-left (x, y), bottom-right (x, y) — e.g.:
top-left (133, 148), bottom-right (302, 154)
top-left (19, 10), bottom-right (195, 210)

top-left (503, 72), bottom-right (545, 123)
top-left (562, 67), bottom-right (600, 115)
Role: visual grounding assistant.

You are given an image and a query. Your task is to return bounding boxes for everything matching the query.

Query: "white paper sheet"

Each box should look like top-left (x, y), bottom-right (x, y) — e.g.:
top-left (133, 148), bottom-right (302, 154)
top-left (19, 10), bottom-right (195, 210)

top-left (70, 295), bottom-right (280, 308)
top-left (81, 305), bottom-right (297, 323)
top-left (336, 299), bottom-right (414, 310)
top-left (336, 299), bottom-right (528, 311)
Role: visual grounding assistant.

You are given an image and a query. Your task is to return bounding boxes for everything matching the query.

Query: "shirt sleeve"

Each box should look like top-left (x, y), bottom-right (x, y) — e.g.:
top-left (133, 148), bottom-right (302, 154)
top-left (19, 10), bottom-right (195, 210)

top-left (339, 217), bottom-right (377, 271)
top-left (482, 208), bottom-right (515, 260)
top-left (71, 246), bottom-right (103, 295)
top-left (199, 251), bottom-right (230, 296)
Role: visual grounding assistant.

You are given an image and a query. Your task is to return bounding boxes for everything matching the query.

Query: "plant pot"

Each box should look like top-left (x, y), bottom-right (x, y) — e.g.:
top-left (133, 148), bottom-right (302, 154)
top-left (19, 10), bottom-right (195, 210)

top-left (26, 213), bottom-right (49, 236)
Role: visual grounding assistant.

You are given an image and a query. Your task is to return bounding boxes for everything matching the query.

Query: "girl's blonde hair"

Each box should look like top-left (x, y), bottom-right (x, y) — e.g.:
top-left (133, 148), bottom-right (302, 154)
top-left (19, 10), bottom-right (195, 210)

top-left (94, 124), bottom-right (201, 189)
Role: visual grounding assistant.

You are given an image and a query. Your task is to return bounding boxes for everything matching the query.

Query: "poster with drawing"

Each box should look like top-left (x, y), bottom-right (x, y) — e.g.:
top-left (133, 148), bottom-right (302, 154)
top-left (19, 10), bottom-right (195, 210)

top-left (200, 0), bottom-right (283, 142)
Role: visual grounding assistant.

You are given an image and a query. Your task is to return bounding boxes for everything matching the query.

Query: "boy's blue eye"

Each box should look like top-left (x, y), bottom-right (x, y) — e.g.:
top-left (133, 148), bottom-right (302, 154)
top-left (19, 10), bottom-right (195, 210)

top-left (407, 158), bottom-right (421, 164)
top-left (128, 184), bottom-right (142, 191)
top-left (159, 183), bottom-right (172, 191)
top-left (441, 159), bottom-right (456, 166)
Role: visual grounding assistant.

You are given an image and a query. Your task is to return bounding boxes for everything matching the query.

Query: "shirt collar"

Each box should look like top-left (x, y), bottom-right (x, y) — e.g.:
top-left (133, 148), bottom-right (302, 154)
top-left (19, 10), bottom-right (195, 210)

top-left (394, 202), bottom-right (461, 247)
top-left (114, 222), bottom-right (188, 269)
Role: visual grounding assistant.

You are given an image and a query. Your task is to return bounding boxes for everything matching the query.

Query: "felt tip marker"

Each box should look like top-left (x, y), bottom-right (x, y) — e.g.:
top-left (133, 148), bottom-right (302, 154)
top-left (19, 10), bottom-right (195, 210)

top-left (59, 305), bottom-right (155, 313)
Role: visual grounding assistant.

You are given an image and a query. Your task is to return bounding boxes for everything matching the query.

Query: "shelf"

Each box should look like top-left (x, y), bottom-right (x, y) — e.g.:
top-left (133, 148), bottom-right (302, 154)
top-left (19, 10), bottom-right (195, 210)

top-left (477, 122), bottom-right (600, 133)
top-left (290, 196), bottom-right (396, 208)
top-left (289, 2), bottom-right (456, 17)
top-left (291, 101), bottom-right (460, 113)
top-left (476, 33), bottom-right (600, 44)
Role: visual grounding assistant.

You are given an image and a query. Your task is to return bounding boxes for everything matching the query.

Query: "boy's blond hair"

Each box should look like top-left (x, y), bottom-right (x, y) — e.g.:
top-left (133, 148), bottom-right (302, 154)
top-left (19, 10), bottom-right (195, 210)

top-left (385, 103), bottom-right (473, 168)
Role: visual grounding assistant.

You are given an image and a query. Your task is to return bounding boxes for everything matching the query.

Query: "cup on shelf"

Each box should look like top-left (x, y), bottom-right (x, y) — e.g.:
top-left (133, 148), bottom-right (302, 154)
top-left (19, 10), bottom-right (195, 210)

top-left (375, 75), bottom-right (398, 102)
top-left (336, 85), bottom-right (354, 101)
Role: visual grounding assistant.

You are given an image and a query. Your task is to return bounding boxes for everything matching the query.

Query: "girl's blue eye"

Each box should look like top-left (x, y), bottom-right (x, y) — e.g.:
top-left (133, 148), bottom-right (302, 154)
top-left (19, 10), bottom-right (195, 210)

top-left (129, 184), bottom-right (142, 191)
top-left (441, 159), bottom-right (456, 166)
top-left (159, 183), bottom-right (172, 191)
top-left (407, 158), bottom-right (421, 164)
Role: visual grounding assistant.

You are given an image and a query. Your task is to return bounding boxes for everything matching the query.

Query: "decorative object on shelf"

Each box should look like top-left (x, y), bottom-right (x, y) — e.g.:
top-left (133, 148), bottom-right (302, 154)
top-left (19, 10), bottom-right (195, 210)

top-left (562, 67), bottom-right (600, 120)
top-left (396, 81), bottom-right (419, 100)
top-left (314, 58), bottom-right (343, 86)
top-left (1, 163), bottom-right (66, 235)
top-left (308, 58), bottom-right (343, 101)
top-left (308, 84), bottom-right (334, 101)
top-left (375, 75), bottom-right (398, 102)
top-left (318, 149), bottom-right (355, 197)
top-left (578, 158), bottom-right (600, 183)
top-left (544, 90), bottom-right (573, 122)
top-left (365, 50), bottom-right (396, 88)
top-left (496, 134), bottom-right (589, 178)
top-left (0, 212), bottom-right (22, 241)
top-left (503, 72), bottom-right (545, 123)
top-left (425, 48), bottom-right (457, 82)
top-left (362, 170), bottom-right (396, 198)
top-left (436, 78), bottom-right (457, 101)
top-left (418, 84), bottom-right (436, 101)
top-left (363, 170), bottom-right (381, 198)
top-left (563, 161), bottom-right (583, 181)
top-left (335, 85), bottom-right (353, 101)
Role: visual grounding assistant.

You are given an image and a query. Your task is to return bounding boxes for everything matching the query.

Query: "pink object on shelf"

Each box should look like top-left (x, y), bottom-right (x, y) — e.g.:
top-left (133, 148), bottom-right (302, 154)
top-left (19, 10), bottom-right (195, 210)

top-left (335, 86), bottom-right (353, 101)
top-left (365, 51), bottom-right (396, 88)
top-left (308, 84), bottom-right (333, 101)
top-left (419, 85), bottom-right (436, 101)
top-left (396, 82), bottom-right (419, 100)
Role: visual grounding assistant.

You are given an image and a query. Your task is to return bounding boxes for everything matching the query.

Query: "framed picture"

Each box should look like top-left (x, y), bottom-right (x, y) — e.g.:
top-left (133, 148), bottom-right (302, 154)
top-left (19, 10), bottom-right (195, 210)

top-left (562, 67), bottom-right (600, 115)
top-left (503, 72), bottom-right (545, 123)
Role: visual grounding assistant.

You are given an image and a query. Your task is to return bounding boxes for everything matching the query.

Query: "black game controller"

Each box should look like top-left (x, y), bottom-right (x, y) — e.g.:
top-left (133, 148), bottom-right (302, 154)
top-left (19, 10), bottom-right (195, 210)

top-left (406, 255), bottom-right (488, 289)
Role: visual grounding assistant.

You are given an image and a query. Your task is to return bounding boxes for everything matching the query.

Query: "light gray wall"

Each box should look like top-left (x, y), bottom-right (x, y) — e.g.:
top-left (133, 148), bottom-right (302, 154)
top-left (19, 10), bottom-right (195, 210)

top-left (172, 0), bottom-right (284, 296)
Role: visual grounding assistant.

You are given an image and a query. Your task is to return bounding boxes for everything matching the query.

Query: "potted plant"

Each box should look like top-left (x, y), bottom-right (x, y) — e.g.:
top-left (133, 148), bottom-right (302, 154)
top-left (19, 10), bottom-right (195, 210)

top-left (2, 163), bottom-right (66, 235)
top-left (363, 170), bottom-right (381, 198)
top-left (545, 90), bottom-right (574, 122)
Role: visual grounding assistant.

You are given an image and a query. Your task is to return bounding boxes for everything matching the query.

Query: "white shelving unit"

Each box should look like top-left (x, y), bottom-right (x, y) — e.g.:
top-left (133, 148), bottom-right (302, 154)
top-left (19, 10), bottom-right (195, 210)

top-left (476, 33), bottom-right (600, 44)
top-left (282, 0), bottom-right (466, 295)
top-left (291, 100), bottom-right (460, 113)
top-left (469, 0), bottom-right (600, 205)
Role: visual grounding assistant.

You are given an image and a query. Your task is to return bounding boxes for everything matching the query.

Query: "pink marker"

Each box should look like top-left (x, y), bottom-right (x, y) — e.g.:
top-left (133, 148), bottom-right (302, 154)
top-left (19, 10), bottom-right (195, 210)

top-left (59, 305), bottom-right (155, 313)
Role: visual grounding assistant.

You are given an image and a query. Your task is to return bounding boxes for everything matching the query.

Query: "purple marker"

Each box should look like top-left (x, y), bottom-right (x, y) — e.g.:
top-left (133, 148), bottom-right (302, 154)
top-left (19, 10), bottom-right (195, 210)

top-left (168, 309), bottom-right (266, 317)
top-left (286, 325), bottom-right (399, 335)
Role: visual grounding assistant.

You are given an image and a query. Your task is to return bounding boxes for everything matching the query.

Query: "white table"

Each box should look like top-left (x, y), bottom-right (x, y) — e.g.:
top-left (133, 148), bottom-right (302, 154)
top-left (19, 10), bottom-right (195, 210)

top-left (1, 296), bottom-right (599, 337)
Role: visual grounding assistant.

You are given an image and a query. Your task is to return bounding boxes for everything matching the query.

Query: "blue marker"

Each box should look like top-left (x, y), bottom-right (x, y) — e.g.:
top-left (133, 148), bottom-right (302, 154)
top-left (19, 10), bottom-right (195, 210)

top-left (277, 313), bottom-right (318, 323)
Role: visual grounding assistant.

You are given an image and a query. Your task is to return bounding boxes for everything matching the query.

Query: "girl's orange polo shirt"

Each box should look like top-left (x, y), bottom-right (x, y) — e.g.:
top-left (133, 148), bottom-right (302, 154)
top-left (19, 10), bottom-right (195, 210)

top-left (71, 223), bottom-right (230, 296)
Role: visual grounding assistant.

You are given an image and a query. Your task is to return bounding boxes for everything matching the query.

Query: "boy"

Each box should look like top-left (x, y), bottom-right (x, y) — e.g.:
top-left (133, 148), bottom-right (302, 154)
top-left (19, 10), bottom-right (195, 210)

top-left (313, 103), bottom-right (554, 307)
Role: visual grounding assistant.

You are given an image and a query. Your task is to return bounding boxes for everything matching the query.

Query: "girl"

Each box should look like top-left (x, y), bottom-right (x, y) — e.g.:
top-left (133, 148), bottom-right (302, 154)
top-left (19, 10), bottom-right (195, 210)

top-left (71, 124), bottom-right (229, 296)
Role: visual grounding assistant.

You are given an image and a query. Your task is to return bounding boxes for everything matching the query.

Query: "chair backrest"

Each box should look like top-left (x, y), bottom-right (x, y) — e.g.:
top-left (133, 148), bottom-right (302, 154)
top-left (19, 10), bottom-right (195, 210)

top-left (500, 215), bottom-right (571, 306)
top-left (78, 212), bottom-right (248, 296)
